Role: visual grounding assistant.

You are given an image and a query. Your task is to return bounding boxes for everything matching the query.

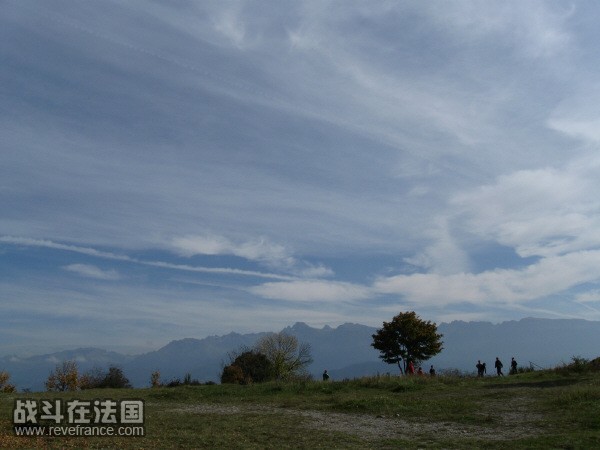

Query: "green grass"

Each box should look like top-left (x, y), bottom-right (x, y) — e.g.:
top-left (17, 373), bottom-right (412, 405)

top-left (2, 370), bottom-right (600, 448)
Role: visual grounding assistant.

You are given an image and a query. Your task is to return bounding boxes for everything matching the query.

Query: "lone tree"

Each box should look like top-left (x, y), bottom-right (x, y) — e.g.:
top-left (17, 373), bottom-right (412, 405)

top-left (46, 360), bottom-right (79, 391)
top-left (371, 311), bottom-right (443, 374)
top-left (256, 332), bottom-right (313, 380)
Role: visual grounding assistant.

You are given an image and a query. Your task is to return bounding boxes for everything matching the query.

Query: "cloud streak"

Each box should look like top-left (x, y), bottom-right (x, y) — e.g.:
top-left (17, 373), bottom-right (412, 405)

top-left (63, 264), bottom-right (121, 280)
top-left (1, 236), bottom-right (294, 281)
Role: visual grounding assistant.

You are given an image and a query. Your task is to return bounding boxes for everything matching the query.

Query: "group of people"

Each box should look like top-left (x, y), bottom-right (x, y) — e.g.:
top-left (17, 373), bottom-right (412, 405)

top-left (406, 360), bottom-right (436, 376)
top-left (322, 362), bottom-right (437, 381)
top-left (322, 357), bottom-right (520, 381)
top-left (477, 357), bottom-right (519, 376)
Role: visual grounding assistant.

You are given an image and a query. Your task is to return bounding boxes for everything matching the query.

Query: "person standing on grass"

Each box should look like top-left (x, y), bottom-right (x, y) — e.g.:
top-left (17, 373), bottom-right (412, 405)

top-left (476, 360), bottom-right (485, 377)
top-left (495, 357), bottom-right (504, 376)
top-left (322, 370), bottom-right (330, 381)
top-left (429, 365), bottom-right (436, 376)
top-left (510, 357), bottom-right (518, 375)
top-left (407, 360), bottom-right (415, 375)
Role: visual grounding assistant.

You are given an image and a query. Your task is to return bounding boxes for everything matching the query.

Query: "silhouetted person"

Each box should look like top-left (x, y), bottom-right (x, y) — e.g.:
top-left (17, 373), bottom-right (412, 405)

top-left (407, 360), bottom-right (415, 375)
top-left (510, 357), bottom-right (518, 375)
top-left (322, 370), bottom-right (330, 381)
top-left (495, 357), bottom-right (504, 376)
top-left (476, 360), bottom-right (485, 377)
top-left (417, 367), bottom-right (424, 376)
top-left (429, 365), bottom-right (436, 376)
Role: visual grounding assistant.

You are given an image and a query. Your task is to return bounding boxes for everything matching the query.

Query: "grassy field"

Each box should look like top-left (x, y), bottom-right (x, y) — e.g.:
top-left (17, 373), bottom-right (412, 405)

top-left (1, 368), bottom-right (600, 449)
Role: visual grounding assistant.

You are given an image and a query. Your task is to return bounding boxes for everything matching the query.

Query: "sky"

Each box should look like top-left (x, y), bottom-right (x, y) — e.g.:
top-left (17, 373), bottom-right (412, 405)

top-left (3, 0), bottom-right (600, 356)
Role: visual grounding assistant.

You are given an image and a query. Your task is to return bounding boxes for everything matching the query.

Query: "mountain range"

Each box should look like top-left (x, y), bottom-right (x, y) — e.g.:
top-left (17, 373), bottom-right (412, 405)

top-left (2, 318), bottom-right (599, 392)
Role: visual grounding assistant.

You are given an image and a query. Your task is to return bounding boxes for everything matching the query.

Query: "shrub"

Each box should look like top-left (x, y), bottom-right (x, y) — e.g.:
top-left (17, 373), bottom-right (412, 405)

top-left (231, 351), bottom-right (272, 383)
top-left (80, 366), bottom-right (131, 389)
top-left (79, 367), bottom-right (105, 390)
top-left (0, 371), bottom-right (16, 393)
top-left (221, 365), bottom-right (244, 384)
top-left (164, 373), bottom-right (203, 387)
top-left (554, 356), bottom-right (594, 375)
top-left (150, 370), bottom-right (162, 388)
top-left (46, 360), bottom-right (79, 392)
top-left (98, 366), bottom-right (131, 388)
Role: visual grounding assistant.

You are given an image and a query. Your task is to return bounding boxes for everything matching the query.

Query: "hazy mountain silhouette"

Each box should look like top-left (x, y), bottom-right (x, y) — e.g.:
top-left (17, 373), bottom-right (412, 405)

top-left (2, 318), bottom-right (600, 391)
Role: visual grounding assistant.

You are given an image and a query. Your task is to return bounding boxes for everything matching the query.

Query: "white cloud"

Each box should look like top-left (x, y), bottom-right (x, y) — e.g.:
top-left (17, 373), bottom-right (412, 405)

top-left (171, 234), bottom-right (296, 268)
top-left (296, 264), bottom-right (335, 278)
top-left (63, 264), bottom-right (120, 280)
top-left (434, 312), bottom-right (493, 324)
top-left (375, 250), bottom-right (600, 306)
top-left (2, 236), bottom-right (293, 280)
top-left (249, 280), bottom-right (372, 303)
top-left (211, 6), bottom-right (247, 49)
top-left (575, 290), bottom-right (600, 304)
top-left (451, 163), bottom-right (600, 258)
top-left (549, 117), bottom-right (600, 143)
top-left (404, 218), bottom-right (471, 275)
top-left (548, 84), bottom-right (600, 143)
top-left (426, 1), bottom-right (573, 59)
top-left (0, 236), bottom-right (133, 262)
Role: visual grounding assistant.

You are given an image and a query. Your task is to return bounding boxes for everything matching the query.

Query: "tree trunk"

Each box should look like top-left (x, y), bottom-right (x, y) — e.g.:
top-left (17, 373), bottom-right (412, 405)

top-left (397, 359), bottom-right (404, 375)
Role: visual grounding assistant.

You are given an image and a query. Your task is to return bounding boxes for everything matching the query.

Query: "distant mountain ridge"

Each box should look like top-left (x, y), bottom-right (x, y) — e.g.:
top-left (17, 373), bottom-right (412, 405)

top-left (2, 318), bottom-right (600, 391)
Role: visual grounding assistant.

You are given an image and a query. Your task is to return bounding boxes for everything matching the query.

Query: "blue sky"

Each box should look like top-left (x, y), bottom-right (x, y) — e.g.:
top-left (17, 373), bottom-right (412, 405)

top-left (3, 1), bottom-right (600, 356)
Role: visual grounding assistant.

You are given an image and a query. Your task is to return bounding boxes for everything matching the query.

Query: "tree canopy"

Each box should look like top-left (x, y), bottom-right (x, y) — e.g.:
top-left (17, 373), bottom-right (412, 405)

top-left (371, 311), bottom-right (443, 374)
top-left (256, 332), bottom-right (313, 380)
top-left (46, 360), bottom-right (79, 391)
top-left (0, 371), bottom-right (16, 393)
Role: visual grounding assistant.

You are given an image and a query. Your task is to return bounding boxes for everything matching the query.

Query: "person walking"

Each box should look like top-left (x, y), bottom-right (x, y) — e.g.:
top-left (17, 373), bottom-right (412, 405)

top-left (510, 357), bottom-right (518, 375)
top-left (495, 357), bottom-right (504, 376)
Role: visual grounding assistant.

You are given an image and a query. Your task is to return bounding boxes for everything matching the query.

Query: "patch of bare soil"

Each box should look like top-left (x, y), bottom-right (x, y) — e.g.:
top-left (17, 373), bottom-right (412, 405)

top-left (170, 397), bottom-right (542, 443)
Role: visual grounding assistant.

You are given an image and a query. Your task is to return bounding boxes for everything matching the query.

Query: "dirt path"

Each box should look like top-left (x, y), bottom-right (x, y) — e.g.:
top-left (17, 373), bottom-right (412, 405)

top-left (170, 398), bottom-right (542, 443)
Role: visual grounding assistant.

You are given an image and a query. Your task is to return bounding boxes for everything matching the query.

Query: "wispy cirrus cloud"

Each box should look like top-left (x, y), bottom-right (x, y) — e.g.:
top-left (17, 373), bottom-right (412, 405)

top-left (171, 234), bottom-right (295, 267)
top-left (170, 233), bottom-right (336, 278)
top-left (249, 280), bottom-right (372, 303)
top-left (0, 236), bottom-right (132, 262)
top-left (1, 236), bottom-right (293, 281)
top-left (424, 1), bottom-right (573, 59)
top-left (63, 264), bottom-right (120, 280)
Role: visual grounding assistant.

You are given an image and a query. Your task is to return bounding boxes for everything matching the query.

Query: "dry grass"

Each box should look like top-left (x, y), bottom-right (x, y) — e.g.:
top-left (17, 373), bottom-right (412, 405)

top-left (1, 369), bottom-right (600, 448)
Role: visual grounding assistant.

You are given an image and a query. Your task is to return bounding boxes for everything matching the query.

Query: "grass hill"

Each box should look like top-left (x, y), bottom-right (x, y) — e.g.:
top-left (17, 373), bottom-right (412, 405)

top-left (1, 360), bottom-right (600, 448)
